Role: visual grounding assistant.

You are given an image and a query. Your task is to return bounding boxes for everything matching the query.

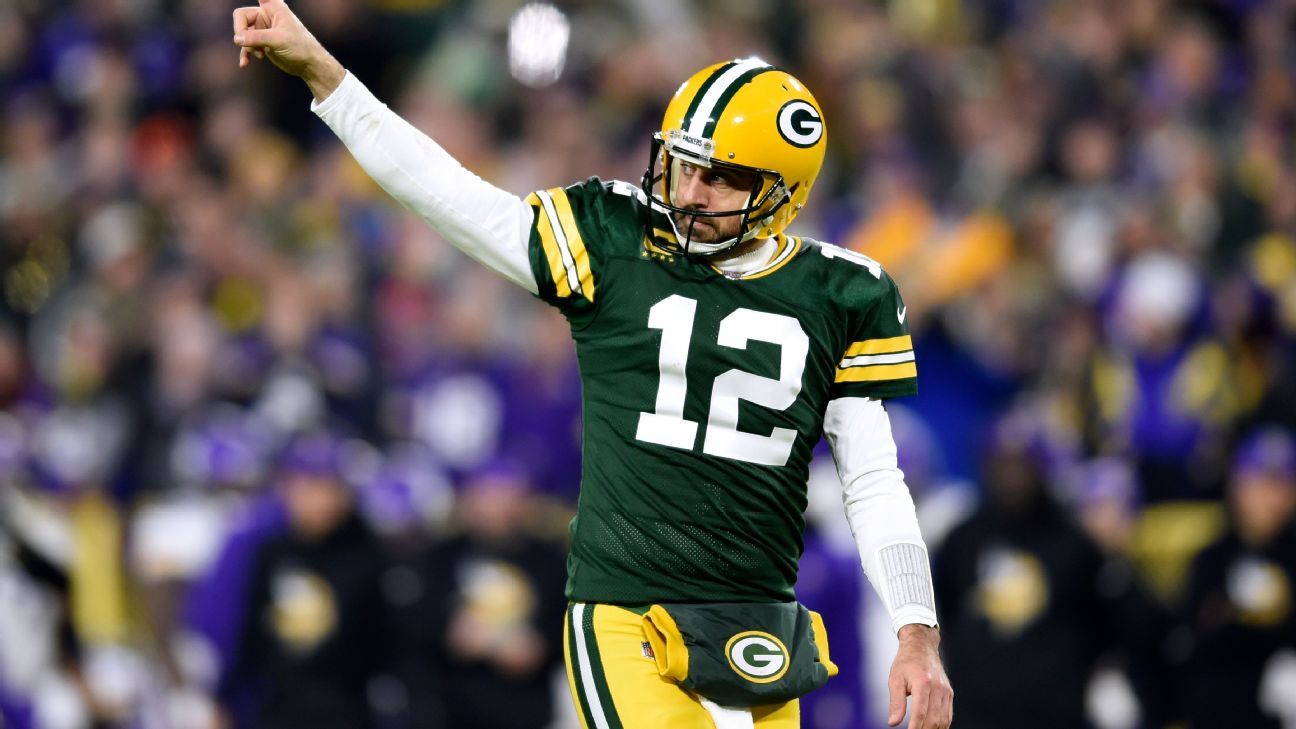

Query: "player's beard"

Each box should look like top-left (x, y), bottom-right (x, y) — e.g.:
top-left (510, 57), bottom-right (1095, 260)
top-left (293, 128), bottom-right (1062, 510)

top-left (673, 211), bottom-right (742, 244)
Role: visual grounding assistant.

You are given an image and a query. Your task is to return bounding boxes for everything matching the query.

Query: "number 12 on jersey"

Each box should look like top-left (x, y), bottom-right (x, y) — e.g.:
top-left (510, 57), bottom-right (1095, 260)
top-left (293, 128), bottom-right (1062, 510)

top-left (634, 295), bottom-right (808, 467)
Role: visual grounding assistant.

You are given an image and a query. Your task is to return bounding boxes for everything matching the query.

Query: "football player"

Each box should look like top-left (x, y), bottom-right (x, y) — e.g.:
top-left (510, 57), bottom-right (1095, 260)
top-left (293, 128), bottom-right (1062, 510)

top-left (233, 2), bottom-right (952, 727)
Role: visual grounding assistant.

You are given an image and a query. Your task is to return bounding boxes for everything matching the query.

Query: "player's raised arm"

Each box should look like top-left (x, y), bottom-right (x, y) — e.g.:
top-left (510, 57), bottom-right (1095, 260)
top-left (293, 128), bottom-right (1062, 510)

top-left (232, 0), bottom-right (537, 293)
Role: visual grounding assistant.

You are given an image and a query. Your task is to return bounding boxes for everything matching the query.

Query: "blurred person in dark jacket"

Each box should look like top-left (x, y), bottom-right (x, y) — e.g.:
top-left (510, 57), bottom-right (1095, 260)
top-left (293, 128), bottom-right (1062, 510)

top-left (351, 441), bottom-right (453, 728)
top-left (410, 461), bottom-right (566, 729)
top-left (933, 413), bottom-right (1113, 729)
top-left (1070, 457), bottom-right (1175, 729)
top-left (1172, 426), bottom-right (1296, 729)
top-left (218, 429), bottom-right (392, 729)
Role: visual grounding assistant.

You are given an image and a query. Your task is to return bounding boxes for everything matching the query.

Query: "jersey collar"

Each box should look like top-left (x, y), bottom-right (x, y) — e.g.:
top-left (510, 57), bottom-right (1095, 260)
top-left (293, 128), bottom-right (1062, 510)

top-left (709, 234), bottom-right (802, 281)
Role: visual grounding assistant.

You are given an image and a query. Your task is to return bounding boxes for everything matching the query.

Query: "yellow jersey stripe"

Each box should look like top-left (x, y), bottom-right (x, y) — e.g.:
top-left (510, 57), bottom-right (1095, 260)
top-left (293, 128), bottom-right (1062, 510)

top-left (748, 235), bottom-right (802, 279)
top-left (652, 227), bottom-right (679, 244)
top-left (834, 361), bottom-right (918, 383)
top-left (723, 234), bottom-right (799, 280)
top-left (536, 190), bottom-right (583, 297)
top-left (526, 192), bottom-right (572, 298)
top-left (643, 238), bottom-right (671, 256)
top-left (547, 187), bottom-right (595, 302)
top-left (844, 335), bottom-right (913, 357)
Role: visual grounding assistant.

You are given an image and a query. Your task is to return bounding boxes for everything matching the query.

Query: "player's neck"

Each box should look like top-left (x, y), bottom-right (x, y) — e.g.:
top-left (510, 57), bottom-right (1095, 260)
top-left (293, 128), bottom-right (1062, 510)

top-left (708, 236), bottom-right (777, 277)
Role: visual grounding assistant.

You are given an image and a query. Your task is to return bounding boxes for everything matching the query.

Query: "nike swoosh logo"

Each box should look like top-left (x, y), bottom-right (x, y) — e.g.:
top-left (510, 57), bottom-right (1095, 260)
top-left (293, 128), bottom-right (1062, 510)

top-left (897, 306), bottom-right (907, 324)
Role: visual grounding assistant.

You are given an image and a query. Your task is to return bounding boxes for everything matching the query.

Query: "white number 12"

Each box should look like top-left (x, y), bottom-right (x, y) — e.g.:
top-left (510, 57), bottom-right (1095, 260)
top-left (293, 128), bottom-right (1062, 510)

top-left (634, 295), bottom-right (808, 467)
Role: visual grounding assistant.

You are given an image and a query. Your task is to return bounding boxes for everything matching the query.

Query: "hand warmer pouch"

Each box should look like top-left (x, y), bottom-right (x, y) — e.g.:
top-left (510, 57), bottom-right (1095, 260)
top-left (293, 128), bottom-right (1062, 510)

top-left (641, 601), bottom-right (837, 708)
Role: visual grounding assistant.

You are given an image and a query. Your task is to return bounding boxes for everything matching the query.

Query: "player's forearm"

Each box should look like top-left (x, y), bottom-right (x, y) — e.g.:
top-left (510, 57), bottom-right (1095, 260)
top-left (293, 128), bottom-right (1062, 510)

top-left (824, 397), bottom-right (939, 635)
top-left (302, 51), bottom-right (346, 103)
top-left (311, 72), bottom-right (538, 293)
top-left (845, 472), bottom-right (938, 633)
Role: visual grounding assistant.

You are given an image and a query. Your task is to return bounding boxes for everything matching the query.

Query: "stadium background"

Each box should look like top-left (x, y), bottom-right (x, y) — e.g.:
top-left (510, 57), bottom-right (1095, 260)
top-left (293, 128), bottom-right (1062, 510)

top-left (1, 0), bottom-right (1295, 727)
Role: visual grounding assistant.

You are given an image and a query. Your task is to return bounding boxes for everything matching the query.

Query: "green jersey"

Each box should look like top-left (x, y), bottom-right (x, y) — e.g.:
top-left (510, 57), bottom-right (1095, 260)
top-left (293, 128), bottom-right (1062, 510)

top-left (524, 178), bottom-right (916, 605)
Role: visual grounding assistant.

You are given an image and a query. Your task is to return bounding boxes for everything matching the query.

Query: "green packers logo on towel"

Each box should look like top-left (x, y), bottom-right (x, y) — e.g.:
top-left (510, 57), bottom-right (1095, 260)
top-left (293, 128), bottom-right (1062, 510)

top-left (725, 631), bottom-right (790, 684)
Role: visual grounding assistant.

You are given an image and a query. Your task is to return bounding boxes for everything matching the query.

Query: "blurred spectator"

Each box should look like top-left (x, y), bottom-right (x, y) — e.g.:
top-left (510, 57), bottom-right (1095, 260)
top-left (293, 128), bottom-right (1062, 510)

top-left (0, 492), bottom-right (83, 729)
top-left (217, 430), bottom-right (392, 729)
top-left (410, 461), bottom-right (566, 729)
top-left (1171, 426), bottom-right (1296, 729)
top-left (1070, 457), bottom-right (1175, 729)
top-left (127, 493), bottom-right (229, 729)
top-left (354, 440), bottom-right (452, 547)
top-left (1081, 251), bottom-right (1241, 502)
top-left (934, 413), bottom-right (1118, 729)
top-left (184, 486), bottom-right (287, 702)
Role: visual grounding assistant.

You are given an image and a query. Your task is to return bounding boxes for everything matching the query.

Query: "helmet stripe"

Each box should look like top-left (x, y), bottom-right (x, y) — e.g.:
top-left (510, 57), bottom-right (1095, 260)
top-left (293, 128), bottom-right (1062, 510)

top-left (699, 65), bottom-right (776, 139)
top-left (681, 60), bottom-right (739, 131)
top-left (685, 58), bottom-right (773, 140)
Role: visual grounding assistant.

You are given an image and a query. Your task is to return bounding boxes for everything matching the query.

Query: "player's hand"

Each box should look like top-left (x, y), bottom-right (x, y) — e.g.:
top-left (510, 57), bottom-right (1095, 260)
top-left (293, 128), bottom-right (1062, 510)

top-left (887, 624), bottom-right (953, 729)
top-left (233, 1), bottom-right (344, 100)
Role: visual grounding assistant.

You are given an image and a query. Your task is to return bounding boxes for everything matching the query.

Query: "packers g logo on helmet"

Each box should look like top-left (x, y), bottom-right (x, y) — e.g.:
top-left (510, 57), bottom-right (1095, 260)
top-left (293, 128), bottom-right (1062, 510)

top-left (641, 58), bottom-right (827, 256)
top-left (777, 101), bottom-right (823, 148)
top-left (725, 631), bottom-right (790, 684)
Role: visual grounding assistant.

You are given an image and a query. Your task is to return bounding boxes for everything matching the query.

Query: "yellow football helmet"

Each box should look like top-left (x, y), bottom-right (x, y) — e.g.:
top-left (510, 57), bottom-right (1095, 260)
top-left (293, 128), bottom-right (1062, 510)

top-left (641, 58), bottom-right (827, 256)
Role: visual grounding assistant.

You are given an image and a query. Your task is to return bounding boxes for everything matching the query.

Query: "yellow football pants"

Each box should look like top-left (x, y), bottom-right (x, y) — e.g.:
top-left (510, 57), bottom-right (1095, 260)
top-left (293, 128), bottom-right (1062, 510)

top-left (563, 602), bottom-right (799, 729)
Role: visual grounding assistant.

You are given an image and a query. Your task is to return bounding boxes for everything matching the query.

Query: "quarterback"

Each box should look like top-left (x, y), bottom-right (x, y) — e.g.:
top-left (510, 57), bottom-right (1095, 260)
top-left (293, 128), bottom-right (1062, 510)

top-left (234, 2), bottom-right (952, 728)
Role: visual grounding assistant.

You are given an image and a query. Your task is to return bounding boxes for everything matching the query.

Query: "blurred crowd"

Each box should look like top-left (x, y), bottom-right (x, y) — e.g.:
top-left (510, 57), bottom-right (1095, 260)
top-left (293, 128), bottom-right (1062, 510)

top-left (0, 0), bottom-right (1294, 728)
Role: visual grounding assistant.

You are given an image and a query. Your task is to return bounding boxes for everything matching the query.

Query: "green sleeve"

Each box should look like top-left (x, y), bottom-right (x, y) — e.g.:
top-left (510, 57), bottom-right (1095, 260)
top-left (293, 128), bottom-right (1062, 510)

top-left (525, 177), bottom-right (611, 322)
top-left (829, 271), bottom-right (918, 400)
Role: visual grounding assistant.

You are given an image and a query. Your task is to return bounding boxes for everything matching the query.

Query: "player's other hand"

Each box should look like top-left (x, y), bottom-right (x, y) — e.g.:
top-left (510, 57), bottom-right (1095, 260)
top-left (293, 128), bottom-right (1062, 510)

top-left (888, 624), bottom-right (953, 729)
top-left (233, 0), bottom-right (343, 99)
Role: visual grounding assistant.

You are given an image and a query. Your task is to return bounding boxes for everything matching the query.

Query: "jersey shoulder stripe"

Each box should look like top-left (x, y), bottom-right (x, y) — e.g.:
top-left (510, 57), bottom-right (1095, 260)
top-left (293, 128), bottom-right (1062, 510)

top-left (836, 361), bottom-right (917, 383)
top-left (837, 334), bottom-right (916, 383)
top-left (527, 187), bottom-right (595, 302)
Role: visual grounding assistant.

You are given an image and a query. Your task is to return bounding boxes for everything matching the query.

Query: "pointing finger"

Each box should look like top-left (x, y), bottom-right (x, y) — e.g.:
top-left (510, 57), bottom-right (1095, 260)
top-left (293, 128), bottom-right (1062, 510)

top-left (239, 46), bottom-right (249, 68)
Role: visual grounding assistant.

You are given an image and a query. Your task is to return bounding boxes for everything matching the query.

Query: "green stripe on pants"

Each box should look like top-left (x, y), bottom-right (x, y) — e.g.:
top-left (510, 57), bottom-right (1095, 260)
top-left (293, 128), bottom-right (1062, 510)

top-left (582, 604), bottom-right (625, 729)
top-left (567, 604), bottom-right (599, 729)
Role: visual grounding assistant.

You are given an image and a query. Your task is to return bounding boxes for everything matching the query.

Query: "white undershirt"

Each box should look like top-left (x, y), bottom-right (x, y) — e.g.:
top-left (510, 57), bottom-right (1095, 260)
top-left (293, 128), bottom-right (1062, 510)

top-left (312, 71), bottom-right (937, 632)
top-left (711, 236), bottom-right (779, 276)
